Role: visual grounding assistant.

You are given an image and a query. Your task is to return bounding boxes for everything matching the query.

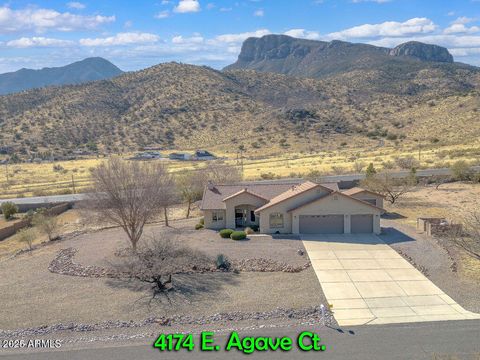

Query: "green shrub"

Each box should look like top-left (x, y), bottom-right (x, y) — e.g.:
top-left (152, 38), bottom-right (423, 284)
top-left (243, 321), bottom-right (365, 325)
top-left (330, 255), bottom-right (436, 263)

top-left (230, 231), bottom-right (247, 240)
top-left (450, 160), bottom-right (473, 181)
top-left (1, 202), bottom-right (18, 220)
top-left (195, 223), bottom-right (204, 230)
top-left (219, 229), bottom-right (234, 238)
top-left (199, 218), bottom-right (204, 225)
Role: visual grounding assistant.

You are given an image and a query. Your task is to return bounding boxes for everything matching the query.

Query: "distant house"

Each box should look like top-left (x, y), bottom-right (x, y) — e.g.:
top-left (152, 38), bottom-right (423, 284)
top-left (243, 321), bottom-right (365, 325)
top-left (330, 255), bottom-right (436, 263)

top-left (169, 152), bottom-right (192, 161)
top-left (133, 152), bottom-right (162, 160)
top-left (200, 179), bottom-right (385, 234)
top-left (194, 150), bottom-right (216, 160)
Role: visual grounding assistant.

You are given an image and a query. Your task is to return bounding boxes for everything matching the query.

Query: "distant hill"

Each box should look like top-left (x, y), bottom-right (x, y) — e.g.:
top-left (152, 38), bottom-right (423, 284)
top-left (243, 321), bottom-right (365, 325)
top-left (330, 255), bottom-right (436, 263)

top-left (0, 58), bottom-right (478, 159)
top-left (0, 58), bottom-right (123, 95)
top-left (224, 35), bottom-right (460, 78)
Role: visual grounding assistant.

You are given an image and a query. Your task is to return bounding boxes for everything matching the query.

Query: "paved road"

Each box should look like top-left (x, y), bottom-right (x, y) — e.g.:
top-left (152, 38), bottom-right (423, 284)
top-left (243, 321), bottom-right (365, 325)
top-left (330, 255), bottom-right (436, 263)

top-left (1, 321), bottom-right (479, 359)
top-left (2, 166), bottom-right (478, 207)
top-left (301, 234), bottom-right (480, 326)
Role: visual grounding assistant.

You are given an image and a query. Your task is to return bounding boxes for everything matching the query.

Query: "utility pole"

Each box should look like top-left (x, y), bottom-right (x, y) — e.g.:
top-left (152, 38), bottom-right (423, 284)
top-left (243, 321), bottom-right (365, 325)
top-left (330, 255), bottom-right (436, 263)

top-left (71, 174), bottom-right (76, 194)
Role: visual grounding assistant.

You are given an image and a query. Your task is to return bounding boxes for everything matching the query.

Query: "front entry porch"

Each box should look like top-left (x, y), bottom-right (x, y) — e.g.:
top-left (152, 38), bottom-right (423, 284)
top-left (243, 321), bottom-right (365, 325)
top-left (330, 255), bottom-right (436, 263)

top-left (235, 205), bottom-right (259, 228)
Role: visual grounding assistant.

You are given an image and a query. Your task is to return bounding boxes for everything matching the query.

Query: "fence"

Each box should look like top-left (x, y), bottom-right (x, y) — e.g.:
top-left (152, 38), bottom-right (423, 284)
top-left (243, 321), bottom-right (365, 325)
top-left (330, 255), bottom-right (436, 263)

top-left (0, 202), bottom-right (71, 242)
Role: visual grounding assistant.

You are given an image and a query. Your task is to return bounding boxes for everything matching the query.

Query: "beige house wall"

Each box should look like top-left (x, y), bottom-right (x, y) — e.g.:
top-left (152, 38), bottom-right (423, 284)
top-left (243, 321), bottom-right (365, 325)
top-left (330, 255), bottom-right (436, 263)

top-left (257, 187), bottom-right (330, 234)
top-left (224, 192), bottom-right (268, 229)
top-left (290, 194), bottom-right (382, 234)
top-left (203, 209), bottom-right (226, 230)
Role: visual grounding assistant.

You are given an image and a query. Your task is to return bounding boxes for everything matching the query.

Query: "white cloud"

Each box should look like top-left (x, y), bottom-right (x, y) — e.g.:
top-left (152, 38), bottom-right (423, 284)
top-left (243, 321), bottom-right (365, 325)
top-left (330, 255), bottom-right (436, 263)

top-left (0, 6), bottom-right (114, 34)
top-left (326, 17), bottom-right (437, 40)
top-left (66, 2), bottom-right (86, 9)
top-left (79, 32), bottom-right (160, 47)
top-left (444, 23), bottom-right (480, 34)
top-left (174, 0), bottom-right (200, 13)
top-left (155, 10), bottom-right (170, 19)
top-left (6, 37), bottom-right (74, 48)
top-left (284, 29), bottom-right (320, 40)
top-left (253, 9), bottom-right (264, 17)
top-left (452, 16), bottom-right (476, 25)
top-left (171, 34), bottom-right (204, 44)
top-left (214, 29), bottom-right (270, 43)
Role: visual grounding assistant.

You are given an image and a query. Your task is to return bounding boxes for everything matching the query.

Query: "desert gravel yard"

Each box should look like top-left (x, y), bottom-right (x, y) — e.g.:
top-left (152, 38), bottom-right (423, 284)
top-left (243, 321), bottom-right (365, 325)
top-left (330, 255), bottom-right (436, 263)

top-left (0, 218), bottom-right (326, 331)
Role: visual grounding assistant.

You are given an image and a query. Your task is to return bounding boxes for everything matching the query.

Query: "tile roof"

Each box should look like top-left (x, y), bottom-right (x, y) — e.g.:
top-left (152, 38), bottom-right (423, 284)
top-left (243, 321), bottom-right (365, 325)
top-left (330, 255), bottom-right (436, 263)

top-left (222, 188), bottom-right (269, 201)
top-left (287, 191), bottom-right (385, 213)
top-left (200, 180), bottom-right (304, 210)
top-left (342, 187), bottom-right (385, 198)
top-left (254, 181), bottom-right (335, 213)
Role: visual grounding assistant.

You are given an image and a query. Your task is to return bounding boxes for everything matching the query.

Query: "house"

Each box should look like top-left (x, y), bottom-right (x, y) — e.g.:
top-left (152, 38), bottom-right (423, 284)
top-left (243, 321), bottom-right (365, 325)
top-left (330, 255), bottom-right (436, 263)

top-left (169, 152), bottom-right (192, 161)
top-left (200, 179), bottom-right (385, 235)
top-left (194, 150), bottom-right (216, 160)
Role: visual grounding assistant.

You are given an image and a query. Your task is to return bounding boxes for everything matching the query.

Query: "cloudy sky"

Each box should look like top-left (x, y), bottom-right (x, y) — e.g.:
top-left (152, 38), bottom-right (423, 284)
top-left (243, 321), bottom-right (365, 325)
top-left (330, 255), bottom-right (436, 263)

top-left (0, 0), bottom-right (479, 73)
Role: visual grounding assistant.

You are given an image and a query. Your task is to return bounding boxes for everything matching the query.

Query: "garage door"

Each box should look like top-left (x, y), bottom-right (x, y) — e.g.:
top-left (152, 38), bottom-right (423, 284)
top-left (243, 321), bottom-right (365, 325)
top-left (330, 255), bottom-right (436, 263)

top-left (351, 214), bottom-right (373, 233)
top-left (299, 215), bottom-right (344, 234)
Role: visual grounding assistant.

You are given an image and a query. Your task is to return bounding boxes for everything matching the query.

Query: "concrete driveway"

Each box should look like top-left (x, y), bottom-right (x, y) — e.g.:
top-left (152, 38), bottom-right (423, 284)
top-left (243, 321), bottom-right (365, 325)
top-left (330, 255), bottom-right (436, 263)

top-left (301, 234), bottom-right (480, 326)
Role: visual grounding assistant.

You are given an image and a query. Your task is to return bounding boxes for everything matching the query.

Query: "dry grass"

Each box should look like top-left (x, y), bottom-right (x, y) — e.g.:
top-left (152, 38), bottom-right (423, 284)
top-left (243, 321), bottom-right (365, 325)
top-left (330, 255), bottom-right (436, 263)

top-left (1, 140), bottom-right (479, 199)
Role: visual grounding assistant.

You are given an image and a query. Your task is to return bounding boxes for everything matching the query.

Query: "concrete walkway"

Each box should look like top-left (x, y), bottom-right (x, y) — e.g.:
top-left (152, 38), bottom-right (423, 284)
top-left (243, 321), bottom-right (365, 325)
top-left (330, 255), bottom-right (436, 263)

top-left (301, 234), bottom-right (480, 326)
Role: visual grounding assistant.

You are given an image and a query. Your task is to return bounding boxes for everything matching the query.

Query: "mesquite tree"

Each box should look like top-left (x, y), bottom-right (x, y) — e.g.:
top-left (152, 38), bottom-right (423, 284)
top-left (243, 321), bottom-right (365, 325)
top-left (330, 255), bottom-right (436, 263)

top-left (88, 158), bottom-right (176, 251)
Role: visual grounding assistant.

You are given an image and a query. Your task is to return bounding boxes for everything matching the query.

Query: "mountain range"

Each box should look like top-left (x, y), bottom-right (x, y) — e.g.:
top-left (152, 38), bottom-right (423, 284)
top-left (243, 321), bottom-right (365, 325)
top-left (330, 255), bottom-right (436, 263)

top-left (0, 35), bottom-right (478, 159)
top-left (0, 57), bottom-right (123, 95)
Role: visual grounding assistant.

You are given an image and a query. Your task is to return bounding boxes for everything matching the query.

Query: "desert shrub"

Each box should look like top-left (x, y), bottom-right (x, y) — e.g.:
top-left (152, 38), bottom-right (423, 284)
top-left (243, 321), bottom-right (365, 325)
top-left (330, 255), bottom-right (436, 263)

top-left (32, 212), bottom-right (59, 241)
top-left (450, 160), bottom-right (474, 181)
top-left (216, 254), bottom-right (231, 271)
top-left (395, 156), bottom-right (419, 170)
top-left (230, 231), bottom-right (247, 240)
top-left (199, 218), bottom-right (204, 225)
top-left (245, 227), bottom-right (255, 235)
top-left (249, 224), bottom-right (259, 232)
top-left (195, 223), bottom-right (204, 230)
top-left (17, 228), bottom-right (36, 251)
top-left (219, 229), bottom-right (234, 238)
top-left (1, 202), bottom-right (18, 220)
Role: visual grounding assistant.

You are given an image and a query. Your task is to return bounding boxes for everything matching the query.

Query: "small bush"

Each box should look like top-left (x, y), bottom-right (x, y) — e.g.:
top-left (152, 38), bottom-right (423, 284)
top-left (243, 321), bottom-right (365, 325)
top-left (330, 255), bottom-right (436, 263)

top-left (219, 229), bottom-right (234, 238)
top-left (230, 231), bottom-right (247, 240)
top-left (216, 254), bottom-right (231, 270)
top-left (1, 202), bottom-right (18, 220)
top-left (199, 218), bottom-right (204, 225)
top-left (195, 223), bottom-right (204, 230)
top-left (245, 227), bottom-right (255, 234)
top-left (18, 228), bottom-right (36, 251)
top-left (451, 160), bottom-right (473, 181)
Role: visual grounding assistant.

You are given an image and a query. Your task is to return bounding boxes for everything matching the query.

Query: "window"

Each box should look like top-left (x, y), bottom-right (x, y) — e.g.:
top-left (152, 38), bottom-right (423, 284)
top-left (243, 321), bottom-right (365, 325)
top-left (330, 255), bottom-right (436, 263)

top-left (269, 213), bottom-right (284, 228)
top-left (212, 211), bottom-right (224, 222)
top-left (250, 210), bottom-right (256, 222)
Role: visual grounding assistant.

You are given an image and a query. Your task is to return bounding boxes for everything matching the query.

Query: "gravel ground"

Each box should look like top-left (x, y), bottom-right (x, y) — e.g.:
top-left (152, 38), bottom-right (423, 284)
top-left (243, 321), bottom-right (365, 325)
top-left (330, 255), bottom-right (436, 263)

top-left (380, 219), bottom-right (480, 313)
top-left (0, 218), bottom-right (327, 332)
top-left (71, 218), bottom-right (307, 269)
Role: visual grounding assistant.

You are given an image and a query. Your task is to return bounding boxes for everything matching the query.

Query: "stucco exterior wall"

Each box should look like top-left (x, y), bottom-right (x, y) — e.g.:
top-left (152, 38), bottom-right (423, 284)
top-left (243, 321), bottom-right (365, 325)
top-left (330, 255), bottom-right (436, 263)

top-left (224, 192), bottom-right (268, 229)
top-left (257, 187), bottom-right (330, 234)
top-left (350, 192), bottom-right (384, 209)
top-left (203, 209), bottom-right (226, 230)
top-left (290, 194), bottom-right (381, 234)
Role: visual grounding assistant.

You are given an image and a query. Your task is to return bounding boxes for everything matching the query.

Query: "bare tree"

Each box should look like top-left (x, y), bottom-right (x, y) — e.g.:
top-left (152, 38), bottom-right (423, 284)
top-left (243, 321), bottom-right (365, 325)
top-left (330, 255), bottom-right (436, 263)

top-left (201, 163), bottom-right (242, 184)
top-left (87, 158), bottom-right (176, 251)
top-left (113, 235), bottom-right (212, 301)
top-left (32, 212), bottom-right (59, 241)
top-left (361, 172), bottom-right (416, 204)
top-left (449, 208), bottom-right (480, 260)
top-left (176, 172), bottom-right (204, 218)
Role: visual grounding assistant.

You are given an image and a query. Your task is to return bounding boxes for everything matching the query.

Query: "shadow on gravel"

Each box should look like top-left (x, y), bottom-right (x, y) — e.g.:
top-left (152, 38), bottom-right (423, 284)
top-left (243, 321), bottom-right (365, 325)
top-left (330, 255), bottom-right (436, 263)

top-left (380, 227), bottom-right (416, 245)
top-left (105, 272), bottom-right (239, 307)
top-left (382, 212), bottom-right (407, 220)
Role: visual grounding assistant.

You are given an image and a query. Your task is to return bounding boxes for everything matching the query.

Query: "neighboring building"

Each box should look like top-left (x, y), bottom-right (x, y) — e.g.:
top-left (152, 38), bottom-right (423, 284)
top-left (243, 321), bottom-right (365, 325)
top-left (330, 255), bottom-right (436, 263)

top-left (169, 152), bottom-right (192, 161)
top-left (341, 187), bottom-right (384, 208)
top-left (200, 179), bottom-right (385, 235)
top-left (194, 150), bottom-right (216, 160)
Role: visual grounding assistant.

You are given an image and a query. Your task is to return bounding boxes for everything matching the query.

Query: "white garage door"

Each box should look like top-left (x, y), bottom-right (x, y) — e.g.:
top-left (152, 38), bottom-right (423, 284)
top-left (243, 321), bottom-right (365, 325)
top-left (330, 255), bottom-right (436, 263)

top-left (351, 214), bottom-right (374, 233)
top-left (299, 215), bottom-right (344, 234)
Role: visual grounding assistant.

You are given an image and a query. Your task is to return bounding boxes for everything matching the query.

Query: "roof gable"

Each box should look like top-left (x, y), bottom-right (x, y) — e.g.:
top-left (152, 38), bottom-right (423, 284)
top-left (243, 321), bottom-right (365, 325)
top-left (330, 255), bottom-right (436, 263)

top-left (342, 187), bottom-right (385, 198)
top-left (255, 181), bottom-right (335, 213)
top-left (288, 191), bottom-right (385, 213)
top-left (222, 188), bottom-right (269, 202)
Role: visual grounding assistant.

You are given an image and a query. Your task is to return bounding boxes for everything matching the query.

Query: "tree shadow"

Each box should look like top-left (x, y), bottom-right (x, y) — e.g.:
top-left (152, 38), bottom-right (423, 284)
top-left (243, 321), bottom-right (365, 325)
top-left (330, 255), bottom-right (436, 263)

top-left (105, 271), bottom-right (239, 308)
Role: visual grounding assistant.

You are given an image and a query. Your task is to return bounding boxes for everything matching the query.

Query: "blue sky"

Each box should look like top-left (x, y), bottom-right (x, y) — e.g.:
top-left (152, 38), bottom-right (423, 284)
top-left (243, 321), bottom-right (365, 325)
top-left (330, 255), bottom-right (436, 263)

top-left (0, 0), bottom-right (480, 73)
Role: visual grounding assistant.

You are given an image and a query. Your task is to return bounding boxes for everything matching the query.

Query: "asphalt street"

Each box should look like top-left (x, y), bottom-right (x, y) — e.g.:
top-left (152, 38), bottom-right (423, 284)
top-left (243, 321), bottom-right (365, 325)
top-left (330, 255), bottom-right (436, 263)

top-left (1, 320), bottom-right (479, 360)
